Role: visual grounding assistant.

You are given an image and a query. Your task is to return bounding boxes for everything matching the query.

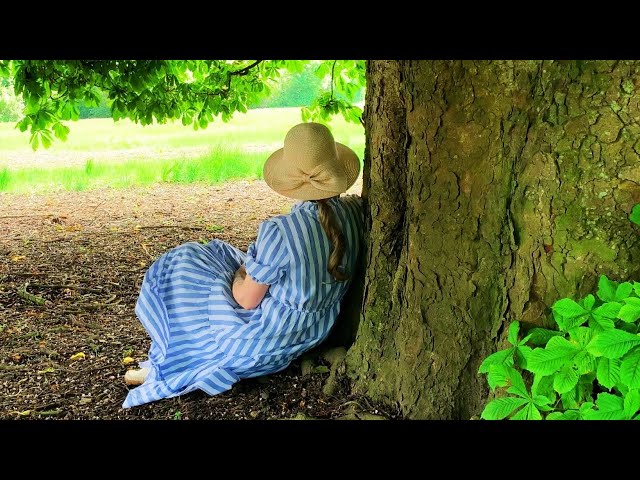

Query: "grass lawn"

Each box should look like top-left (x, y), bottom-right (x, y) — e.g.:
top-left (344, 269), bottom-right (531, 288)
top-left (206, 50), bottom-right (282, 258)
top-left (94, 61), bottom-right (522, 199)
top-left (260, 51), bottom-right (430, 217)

top-left (0, 107), bottom-right (365, 193)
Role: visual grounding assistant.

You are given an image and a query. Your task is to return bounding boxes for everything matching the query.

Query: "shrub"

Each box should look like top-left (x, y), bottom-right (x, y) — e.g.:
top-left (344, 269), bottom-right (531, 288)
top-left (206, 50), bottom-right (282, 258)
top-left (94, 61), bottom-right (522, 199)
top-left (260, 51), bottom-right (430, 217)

top-left (478, 204), bottom-right (640, 420)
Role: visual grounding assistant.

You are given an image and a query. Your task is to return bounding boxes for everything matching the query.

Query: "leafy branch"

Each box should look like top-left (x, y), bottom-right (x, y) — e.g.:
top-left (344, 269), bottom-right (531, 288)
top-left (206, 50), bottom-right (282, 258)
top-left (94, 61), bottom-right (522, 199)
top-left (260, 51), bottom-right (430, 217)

top-left (479, 268), bottom-right (640, 420)
top-left (2, 59), bottom-right (365, 150)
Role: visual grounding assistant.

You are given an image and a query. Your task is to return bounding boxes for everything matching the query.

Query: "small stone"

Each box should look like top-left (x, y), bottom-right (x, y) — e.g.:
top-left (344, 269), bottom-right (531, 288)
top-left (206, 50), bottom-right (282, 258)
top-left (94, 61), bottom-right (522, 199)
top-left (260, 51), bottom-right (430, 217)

top-left (301, 358), bottom-right (315, 376)
top-left (289, 412), bottom-right (316, 420)
top-left (322, 347), bottom-right (347, 366)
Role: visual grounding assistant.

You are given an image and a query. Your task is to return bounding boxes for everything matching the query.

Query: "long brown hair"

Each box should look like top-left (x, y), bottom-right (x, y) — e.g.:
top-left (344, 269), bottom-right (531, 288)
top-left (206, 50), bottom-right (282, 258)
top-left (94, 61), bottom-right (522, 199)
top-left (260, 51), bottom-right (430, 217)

top-left (316, 198), bottom-right (349, 281)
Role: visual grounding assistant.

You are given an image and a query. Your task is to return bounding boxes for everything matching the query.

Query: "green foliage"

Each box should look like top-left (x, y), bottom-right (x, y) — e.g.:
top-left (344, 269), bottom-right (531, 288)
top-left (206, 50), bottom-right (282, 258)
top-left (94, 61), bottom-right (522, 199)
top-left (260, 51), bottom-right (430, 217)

top-left (300, 60), bottom-right (366, 126)
top-left (1, 59), bottom-right (366, 150)
top-left (478, 272), bottom-right (640, 420)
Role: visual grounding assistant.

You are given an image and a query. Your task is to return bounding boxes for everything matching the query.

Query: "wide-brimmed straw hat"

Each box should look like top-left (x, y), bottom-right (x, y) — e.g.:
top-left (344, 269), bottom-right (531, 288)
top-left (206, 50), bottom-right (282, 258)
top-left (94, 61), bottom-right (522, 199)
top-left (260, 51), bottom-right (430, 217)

top-left (263, 122), bottom-right (360, 201)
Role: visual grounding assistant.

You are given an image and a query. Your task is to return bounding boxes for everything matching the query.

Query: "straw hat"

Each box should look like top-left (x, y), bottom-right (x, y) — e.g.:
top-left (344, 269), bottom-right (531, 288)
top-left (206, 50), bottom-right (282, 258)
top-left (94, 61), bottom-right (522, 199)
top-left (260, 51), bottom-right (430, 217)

top-left (263, 122), bottom-right (360, 201)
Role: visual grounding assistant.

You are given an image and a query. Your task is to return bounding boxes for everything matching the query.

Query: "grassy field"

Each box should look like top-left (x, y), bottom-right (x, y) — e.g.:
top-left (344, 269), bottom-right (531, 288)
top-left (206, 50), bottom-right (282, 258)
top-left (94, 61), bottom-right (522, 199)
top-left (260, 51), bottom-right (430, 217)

top-left (0, 107), bottom-right (365, 193)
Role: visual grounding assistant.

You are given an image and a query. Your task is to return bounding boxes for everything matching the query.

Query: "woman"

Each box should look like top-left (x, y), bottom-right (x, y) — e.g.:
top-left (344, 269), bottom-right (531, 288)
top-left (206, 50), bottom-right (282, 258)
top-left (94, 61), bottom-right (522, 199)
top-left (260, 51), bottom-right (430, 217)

top-left (122, 122), bottom-right (363, 408)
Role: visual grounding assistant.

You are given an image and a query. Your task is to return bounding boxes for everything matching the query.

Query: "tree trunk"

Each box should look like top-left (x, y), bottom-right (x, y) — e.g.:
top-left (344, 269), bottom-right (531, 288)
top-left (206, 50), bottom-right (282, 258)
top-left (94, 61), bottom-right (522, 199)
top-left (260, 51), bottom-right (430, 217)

top-left (347, 60), bottom-right (640, 419)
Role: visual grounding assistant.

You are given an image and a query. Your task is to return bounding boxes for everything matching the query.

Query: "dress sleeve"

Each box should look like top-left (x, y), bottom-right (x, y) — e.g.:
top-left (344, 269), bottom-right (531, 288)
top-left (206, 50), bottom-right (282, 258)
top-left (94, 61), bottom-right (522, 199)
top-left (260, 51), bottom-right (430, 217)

top-left (244, 220), bottom-right (290, 285)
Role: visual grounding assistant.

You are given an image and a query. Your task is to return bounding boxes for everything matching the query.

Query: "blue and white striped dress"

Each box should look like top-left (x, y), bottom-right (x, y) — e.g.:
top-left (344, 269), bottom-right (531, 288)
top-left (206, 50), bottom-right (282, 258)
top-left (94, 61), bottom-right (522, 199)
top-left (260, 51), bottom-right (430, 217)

top-left (122, 194), bottom-right (363, 408)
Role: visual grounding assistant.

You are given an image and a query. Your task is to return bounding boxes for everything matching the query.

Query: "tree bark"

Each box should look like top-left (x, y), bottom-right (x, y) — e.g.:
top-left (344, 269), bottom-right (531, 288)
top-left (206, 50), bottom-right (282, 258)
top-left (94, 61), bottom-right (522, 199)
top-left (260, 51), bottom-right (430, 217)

top-left (347, 60), bottom-right (640, 419)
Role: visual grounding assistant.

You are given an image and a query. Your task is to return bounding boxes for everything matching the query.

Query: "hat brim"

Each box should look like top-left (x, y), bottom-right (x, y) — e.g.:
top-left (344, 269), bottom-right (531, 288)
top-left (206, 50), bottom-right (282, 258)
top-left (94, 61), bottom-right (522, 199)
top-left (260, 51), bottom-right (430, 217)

top-left (263, 142), bottom-right (361, 201)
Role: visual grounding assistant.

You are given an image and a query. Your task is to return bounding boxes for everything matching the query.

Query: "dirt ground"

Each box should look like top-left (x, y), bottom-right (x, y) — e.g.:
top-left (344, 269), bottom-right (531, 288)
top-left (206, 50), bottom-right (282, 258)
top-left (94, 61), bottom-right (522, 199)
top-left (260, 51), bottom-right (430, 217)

top-left (0, 177), bottom-right (398, 420)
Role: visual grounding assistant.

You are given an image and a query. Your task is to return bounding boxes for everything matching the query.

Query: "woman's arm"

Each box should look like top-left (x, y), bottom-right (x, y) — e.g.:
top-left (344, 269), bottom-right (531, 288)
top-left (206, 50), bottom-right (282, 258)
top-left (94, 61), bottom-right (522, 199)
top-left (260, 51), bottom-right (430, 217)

top-left (232, 265), bottom-right (269, 309)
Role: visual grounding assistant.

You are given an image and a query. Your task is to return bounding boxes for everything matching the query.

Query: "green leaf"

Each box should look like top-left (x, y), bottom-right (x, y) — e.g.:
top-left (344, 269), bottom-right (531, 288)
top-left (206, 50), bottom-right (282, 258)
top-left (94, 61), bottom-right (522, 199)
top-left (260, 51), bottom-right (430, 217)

top-left (567, 327), bottom-right (596, 374)
top-left (527, 403), bottom-right (543, 420)
top-left (508, 321), bottom-right (520, 346)
top-left (478, 347), bottom-right (514, 374)
top-left (52, 122), bottom-right (69, 141)
top-left (514, 345), bottom-right (532, 369)
top-left (526, 328), bottom-right (563, 346)
top-left (552, 298), bottom-right (589, 331)
top-left (578, 373), bottom-right (595, 402)
top-left (553, 365), bottom-right (580, 394)
top-left (591, 302), bottom-right (621, 332)
top-left (616, 283), bottom-right (634, 301)
top-left (634, 282), bottom-right (640, 297)
top-left (486, 364), bottom-right (511, 390)
top-left (547, 410), bottom-right (580, 420)
top-left (15, 117), bottom-right (31, 132)
top-left (592, 301), bottom-right (622, 320)
top-left (630, 204), bottom-right (640, 226)
top-left (531, 374), bottom-right (556, 401)
top-left (41, 130), bottom-right (52, 149)
top-left (526, 336), bottom-right (580, 375)
top-left (589, 315), bottom-right (615, 332)
top-left (569, 326), bottom-right (593, 347)
top-left (573, 350), bottom-right (596, 375)
top-left (597, 357), bottom-right (621, 390)
top-left (561, 386), bottom-right (579, 410)
top-left (618, 302), bottom-right (640, 323)
top-left (518, 334), bottom-right (533, 346)
top-left (620, 348), bottom-right (640, 388)
top-left (510, 403), bottom-right (541, 420)
top-left (586, 392), bottom-right (626, 420)
top-left (597, 275), bottom-right (618, 303)
top-left (582, 294), bottom-right (595, 311)
top-left (587, 328), bottom-right (640, 359)
top-left (29, 131), bottom-right (39, 151)
top-left (580, 401), bottom-right (595, 414)
top-left (506, 368), bottom-right (529, 398)
top-left (481, 397), bottom-right (528, 420)
top-left (624, 389), bottom-right (640, 418)
top-left (545, 412), bottom-right (564, 420)
top-left (532, 394), bottom-right (553, 406)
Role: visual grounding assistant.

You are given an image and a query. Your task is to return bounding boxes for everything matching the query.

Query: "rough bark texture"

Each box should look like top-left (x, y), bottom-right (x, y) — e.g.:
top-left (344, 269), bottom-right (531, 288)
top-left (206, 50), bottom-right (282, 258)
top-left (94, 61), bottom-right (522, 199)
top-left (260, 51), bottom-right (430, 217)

top-left (346, 60), bottom-right (640, 419)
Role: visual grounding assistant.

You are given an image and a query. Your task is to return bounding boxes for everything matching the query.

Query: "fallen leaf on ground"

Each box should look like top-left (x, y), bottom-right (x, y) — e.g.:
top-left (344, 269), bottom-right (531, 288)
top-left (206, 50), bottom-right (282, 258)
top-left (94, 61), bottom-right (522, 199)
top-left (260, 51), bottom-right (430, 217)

top-left (122, 357), bottom-right (135, 365)
top-left (10, 255), bottom-right (26, 262)
top-left (70, 352), bottom-right (85, 361)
